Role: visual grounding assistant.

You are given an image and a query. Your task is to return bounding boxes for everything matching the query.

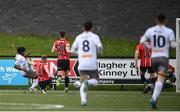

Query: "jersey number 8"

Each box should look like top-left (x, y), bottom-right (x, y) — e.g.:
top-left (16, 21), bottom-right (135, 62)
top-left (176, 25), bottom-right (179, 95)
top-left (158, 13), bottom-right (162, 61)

top-left (83, 40), bottom-right (90, 52)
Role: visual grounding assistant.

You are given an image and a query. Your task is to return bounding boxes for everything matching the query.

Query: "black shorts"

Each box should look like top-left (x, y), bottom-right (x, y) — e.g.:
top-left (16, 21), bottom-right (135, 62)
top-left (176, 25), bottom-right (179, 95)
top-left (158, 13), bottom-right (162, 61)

top-left (38, 79), bottom-right (51, 90)
top-left (79, 69), bottom-right (99, 79)
top-left (57, 59), bottom-right (70, 71)
top-left (140, 66), bottom-right (154, 73)
top-left (151, 57), bottom-right (169, 73)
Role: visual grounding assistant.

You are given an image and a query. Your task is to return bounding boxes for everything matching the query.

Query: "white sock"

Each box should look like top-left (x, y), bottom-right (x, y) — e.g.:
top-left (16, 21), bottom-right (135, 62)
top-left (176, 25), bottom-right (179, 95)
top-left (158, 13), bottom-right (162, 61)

top-left (30, 79), bottom-right (38, 89)
top-left (152, 81), bottom-right (163, 101)
top-left (88, 79), bottom-right (98, 86)
top-left (80, 81), bottom-right (87, 103)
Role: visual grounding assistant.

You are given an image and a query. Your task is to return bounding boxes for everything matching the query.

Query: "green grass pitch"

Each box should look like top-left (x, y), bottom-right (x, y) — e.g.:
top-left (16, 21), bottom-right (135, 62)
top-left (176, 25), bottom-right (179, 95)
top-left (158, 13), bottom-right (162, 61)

top-left (0, 33), bottom-right (176, 57)
top-left (0, 90), bottom-right (180, 111)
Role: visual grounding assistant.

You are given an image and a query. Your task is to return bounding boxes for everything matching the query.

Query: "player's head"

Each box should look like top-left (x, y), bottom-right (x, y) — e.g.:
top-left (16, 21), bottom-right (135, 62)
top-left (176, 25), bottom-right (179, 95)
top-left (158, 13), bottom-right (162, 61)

top-left (59, 31), bottom-right (65, 38)
top-left (17, 47), bottom-right (26, 56)
top-left (41, 55), bottom-right (47, 62)
top-left (156, 13), bottom-right (166, 25)
top-left (84, 21), bottom-right (93, 31)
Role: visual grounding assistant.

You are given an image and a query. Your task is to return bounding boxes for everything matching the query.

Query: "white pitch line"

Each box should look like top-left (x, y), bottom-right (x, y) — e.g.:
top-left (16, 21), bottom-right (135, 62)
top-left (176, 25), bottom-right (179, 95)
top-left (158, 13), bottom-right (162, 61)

top-left (0, 102), bottom-right (64, 110)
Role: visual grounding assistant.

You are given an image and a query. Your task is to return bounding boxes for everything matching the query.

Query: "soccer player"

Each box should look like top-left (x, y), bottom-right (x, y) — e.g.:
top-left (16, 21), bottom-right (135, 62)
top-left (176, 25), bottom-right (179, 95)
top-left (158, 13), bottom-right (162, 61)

top-left (135, 40), bottom-right (155, 93)
top-left (164, 64), bottom-right (176, 88)
top-left (71, 21), bottom-right (103, 106)
top-left (140, 13), bottom-right (176, 109)
top-left (14, 47), bottom-right (38, 92)
top-left (36, 55), bottom-right (51, 94)
top-left (51, 31), bottom-right (70, 93)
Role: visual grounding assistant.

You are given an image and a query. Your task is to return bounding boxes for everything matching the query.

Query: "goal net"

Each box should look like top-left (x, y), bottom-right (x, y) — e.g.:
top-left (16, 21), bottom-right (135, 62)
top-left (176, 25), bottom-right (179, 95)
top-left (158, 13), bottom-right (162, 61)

top-left (176, 18), bottom-right (180, 92)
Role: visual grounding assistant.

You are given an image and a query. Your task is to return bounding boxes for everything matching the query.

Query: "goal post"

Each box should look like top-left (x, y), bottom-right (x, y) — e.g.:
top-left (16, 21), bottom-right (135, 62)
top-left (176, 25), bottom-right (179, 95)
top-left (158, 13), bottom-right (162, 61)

top-left (176, 18), bottom-right (180, 92)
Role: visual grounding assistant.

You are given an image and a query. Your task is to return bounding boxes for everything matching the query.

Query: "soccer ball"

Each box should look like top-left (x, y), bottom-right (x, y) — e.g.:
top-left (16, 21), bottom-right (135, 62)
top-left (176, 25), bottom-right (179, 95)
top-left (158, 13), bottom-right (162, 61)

top-left (165, 79), bottom-right (171, 85)
top-left (74, 81), bottom-right (81, 88)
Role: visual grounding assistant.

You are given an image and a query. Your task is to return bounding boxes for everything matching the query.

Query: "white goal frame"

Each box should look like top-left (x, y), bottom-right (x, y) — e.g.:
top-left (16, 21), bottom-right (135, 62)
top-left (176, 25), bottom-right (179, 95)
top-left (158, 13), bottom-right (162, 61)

top-left (176, 18), bottom-right (180, 92)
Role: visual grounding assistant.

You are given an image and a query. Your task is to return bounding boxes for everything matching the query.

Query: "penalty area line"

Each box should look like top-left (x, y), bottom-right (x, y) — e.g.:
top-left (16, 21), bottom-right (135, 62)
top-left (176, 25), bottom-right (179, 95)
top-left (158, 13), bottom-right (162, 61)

top-left (0, 102), bottom-right (64, 110)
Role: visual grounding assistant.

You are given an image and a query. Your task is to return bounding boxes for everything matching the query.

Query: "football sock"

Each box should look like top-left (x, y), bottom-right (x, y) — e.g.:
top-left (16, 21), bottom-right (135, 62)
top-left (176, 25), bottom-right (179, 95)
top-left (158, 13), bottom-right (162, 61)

top-left (152, 81), bottom-right (163, 101)
top-left (88, 79), bottom-right (98, 86)
top-left (80, 81), bottom-right (87, 103)
top-left (31, 79), bottom-right (38, 89)
top-left (65, 76), bottom-right (69, 88)
top-left (57, 75), bottom-right (62, 80)
top-left (141, 74), bottom-right (146, 85)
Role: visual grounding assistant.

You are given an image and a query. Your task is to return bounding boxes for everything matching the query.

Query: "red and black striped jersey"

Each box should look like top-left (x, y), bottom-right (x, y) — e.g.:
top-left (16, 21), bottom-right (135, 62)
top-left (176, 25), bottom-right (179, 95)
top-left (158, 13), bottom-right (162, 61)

top-left (135, 43), bottom-right (151, 67)
top-left (53, 39), bottom-right (70, 60)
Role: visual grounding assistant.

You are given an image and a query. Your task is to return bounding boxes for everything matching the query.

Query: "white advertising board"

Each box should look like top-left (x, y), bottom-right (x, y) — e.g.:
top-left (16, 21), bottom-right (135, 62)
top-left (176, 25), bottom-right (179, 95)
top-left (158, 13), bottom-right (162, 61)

top-left (31, 58), bottom-right (176, 84)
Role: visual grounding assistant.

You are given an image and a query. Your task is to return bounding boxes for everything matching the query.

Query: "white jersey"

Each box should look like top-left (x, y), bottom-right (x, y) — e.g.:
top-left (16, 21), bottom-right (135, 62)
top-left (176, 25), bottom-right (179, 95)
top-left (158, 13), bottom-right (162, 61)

top-left (15, 54), bottom-right (29, 75)
top-left (142, 25), bottom-right (175, 58)
top-left (71, 31), bottom-right (103, 70)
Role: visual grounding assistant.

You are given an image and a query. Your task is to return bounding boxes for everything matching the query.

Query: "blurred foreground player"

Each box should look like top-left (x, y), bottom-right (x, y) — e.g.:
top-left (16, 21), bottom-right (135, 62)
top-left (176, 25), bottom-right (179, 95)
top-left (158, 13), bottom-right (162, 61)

top-left (71, 21), bottom-right (103, 106)
top-left (51, 31), bottom-right (70, 93)
top-left (14, 47), bottom-right (38, 92)
top-left (140, 13), bottom-right (176, 109)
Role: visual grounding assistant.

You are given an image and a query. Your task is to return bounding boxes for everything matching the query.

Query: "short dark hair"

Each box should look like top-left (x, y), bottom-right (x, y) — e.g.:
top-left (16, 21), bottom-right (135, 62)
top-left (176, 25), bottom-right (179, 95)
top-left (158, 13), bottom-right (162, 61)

top-left (59, 31), bottom-right (65, 38)
top-left (17, 47), bottom-right (26, 54)
top-left (157, 13), bottom-right (166, 24)
top-left (84, 21), bottom-right (93, 31)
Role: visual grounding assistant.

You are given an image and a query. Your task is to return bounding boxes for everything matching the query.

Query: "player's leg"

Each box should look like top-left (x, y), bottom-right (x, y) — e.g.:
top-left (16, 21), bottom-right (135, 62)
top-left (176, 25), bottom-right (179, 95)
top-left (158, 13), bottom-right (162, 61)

top-left (150, 57), bottom-right (168, 109)
top-left (24, 70), bottom-right (37, 79)
top-left (79, 71), bottom-right (89, 106)
top-left (56, 70), bottom-right (63, 86)
top-left (140, 67), bottom-right (147, 85)
top-left (43, 79), bottom-right (51, 93)
top-left (47, 79), bottom-right (52, 88)
top-left (148, 68), bottom-right (156, 94)
top-left (140, 67), bottom-right (149, 93)
top-left (144, 67), bottom-right (156, 94)
top-left (38, 81), bottom-right (48, 94)
top-left (152, 73), bottom-right (166, 98)
top-left (29, 79), bottom-right (38, 92)
top-left (79, 70), bottom-right (99, 106)
top-left (23, 69), bottom-right (38, 92)
top-left (64, 60), bottom-right (70, 93)
top-left (88, 70), bottom-right (99, 87)
top-left (56, 59), bottom-right (63, 86)
top-left (64, 70), bottom-right (69, 93)
top-left (150, 74), bottom-right (165, 109)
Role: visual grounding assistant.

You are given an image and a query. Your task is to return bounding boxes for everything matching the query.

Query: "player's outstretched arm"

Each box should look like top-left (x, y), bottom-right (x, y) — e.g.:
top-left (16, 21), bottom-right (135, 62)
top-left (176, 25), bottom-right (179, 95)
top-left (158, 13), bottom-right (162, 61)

top-left (170, 40), bottom-right (176, 48)
top-left (51, 46), bottom-right (57, 53)
top-left (27, 58), bottom-right (34, 65)
top-left (95, 36), bottom-right (103, 55)
top-left (169, 29), bottom-right (176, 48)
top-left (97, 46), bottom-right (103, 55)
top-left (70, 48), bottom-right (78, 56)
top-left (51, 42), bottom-right (58, 53)
top-left (134, 48), bottom-right (139, 70)
top-left (70, 37), bottom-right (78, 56)
top-left (24, 51), bottom-right (33, 57)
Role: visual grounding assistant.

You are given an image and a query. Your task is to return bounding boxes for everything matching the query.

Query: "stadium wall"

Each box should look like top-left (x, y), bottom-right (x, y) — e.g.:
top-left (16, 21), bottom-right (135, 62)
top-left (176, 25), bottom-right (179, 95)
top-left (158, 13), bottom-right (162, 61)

top-left (0, 0), bottom-right (179, 38)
